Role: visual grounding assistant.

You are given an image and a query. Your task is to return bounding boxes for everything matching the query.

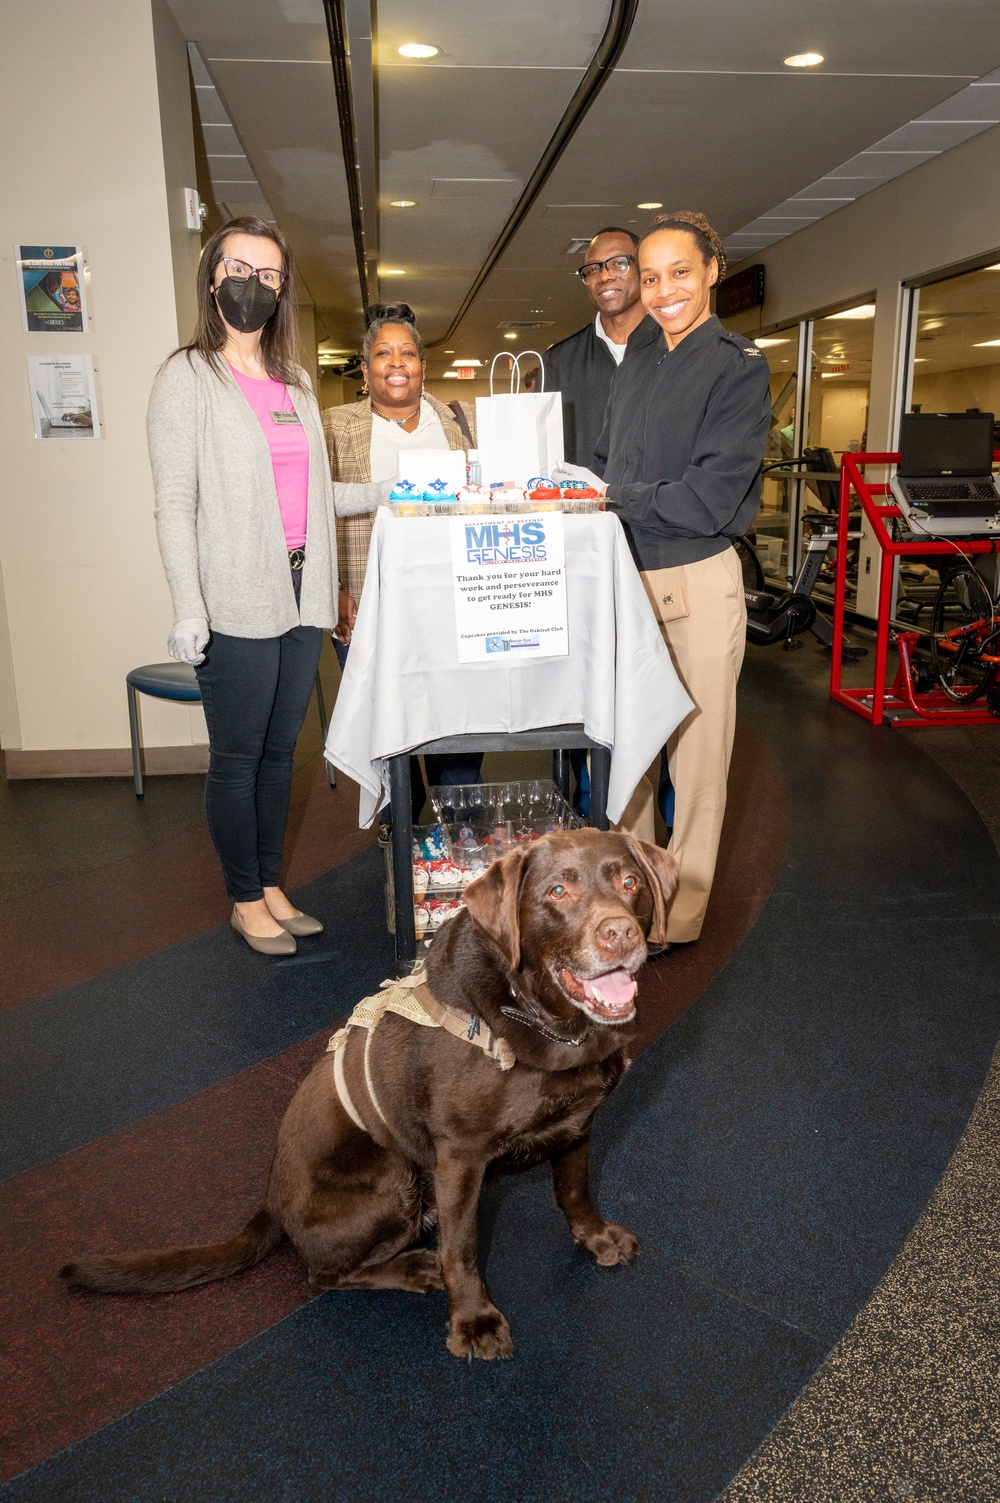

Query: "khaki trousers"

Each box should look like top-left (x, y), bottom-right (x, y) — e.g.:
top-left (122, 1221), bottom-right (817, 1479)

top-left (615, 547), bottom-right (746, 943)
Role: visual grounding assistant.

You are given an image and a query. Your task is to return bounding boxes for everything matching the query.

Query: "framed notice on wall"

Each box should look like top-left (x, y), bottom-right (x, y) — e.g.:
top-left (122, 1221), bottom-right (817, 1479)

top-left (26, 355), bottom-right (102, 439)
top-left (16, 245), bottom-right (90, 333)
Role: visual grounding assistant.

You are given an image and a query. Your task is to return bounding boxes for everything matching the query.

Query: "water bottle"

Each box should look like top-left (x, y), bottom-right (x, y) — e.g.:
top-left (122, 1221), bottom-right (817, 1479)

top-left (466, 449), bottom-right (482, 486)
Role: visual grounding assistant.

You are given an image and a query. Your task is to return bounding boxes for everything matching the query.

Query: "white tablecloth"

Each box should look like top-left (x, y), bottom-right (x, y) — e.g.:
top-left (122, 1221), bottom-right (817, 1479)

top-left (326, 507), bottom-right (693, 827)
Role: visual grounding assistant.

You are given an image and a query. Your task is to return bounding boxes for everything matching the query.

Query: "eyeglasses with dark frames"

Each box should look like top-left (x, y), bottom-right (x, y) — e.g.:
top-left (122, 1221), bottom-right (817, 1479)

top-left (220, 256), bottom-right (286, 291)
top-left (576, 253), bottom-right (637, 282)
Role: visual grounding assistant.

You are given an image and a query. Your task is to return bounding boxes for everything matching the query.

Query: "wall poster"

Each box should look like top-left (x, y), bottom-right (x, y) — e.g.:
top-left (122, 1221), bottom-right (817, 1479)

top-left (16, 245), bottom-right (89, 333)
top-left (26, 355), bottom-right (101, 439)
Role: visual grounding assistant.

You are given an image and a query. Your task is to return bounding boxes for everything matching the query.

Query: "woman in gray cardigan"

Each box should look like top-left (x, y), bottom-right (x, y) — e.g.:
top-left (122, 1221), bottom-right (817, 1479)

top-left (149, 215), bottom-right (388, 955)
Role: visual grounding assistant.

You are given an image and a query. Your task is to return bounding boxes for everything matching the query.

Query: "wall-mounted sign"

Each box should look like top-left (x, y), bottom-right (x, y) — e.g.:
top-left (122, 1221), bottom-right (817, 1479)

top-left (715, 263), bottom-right (765, 319)
top-left (26, 355), bottom-right (101, 439)
top-left (16, 245), bottom-right (89, 333)
top-left (456, 366), bottom-right (477, 379)
top-left (449, 511), bottom-right (568, 663)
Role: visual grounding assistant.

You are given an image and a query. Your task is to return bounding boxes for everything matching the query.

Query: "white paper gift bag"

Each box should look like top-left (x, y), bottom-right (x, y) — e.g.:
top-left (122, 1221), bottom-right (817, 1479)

top-left (475, 352), bottom-right (564, 489)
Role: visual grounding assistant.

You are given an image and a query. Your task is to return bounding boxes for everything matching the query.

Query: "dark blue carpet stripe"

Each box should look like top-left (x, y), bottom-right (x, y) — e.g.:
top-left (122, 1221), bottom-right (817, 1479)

top-left (0, 847), bottom-right (394, 1181)
top-left (4, 658), bottom-right (999, 1502)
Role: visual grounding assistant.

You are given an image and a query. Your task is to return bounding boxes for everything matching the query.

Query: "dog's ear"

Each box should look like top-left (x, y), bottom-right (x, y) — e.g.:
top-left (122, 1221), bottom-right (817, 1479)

top-left (462, 845), bottom-right (533, 971)
top-left (619, 836), bottom-right (679, 943)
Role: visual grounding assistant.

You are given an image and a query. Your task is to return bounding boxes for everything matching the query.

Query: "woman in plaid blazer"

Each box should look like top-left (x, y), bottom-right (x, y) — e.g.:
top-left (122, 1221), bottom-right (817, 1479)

top-left (322, 303), bottom-right (480, 807)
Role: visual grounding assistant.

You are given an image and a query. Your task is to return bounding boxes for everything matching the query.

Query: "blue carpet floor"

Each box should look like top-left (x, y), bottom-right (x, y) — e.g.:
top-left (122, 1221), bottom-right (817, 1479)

top-left (4, 656), bottom-right (999, 1501)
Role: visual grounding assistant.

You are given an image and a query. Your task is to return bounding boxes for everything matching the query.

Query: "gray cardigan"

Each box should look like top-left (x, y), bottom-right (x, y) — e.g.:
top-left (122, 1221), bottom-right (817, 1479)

top-left (148, 351), bottom-right (384, 637)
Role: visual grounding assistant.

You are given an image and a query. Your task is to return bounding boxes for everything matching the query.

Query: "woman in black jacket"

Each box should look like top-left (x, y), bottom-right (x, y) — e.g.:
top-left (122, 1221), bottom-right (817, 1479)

top-left (561, 210), bottom-right (771, 944)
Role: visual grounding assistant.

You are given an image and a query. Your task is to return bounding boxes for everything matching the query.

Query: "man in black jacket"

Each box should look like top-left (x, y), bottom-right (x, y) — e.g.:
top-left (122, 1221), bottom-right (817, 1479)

top-left (541, 229), bottom-right (657, 815)
top-left (539, 227), bottom-right (657, 470)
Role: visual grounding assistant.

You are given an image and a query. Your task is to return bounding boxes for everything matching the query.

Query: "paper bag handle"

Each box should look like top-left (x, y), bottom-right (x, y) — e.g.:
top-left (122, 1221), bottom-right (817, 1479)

top-left (488, 350), bottom-right (547, 395)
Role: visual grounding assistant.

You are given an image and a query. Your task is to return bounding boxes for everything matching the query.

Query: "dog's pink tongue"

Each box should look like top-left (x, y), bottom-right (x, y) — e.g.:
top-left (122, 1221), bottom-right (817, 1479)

top-left (582, 969), bottom-right (637, 1013)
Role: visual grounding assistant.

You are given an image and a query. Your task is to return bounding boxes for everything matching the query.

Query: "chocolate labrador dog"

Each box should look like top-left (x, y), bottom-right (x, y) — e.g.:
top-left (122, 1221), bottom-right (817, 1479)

top-left (62, 830), bottom-right (677, 1360)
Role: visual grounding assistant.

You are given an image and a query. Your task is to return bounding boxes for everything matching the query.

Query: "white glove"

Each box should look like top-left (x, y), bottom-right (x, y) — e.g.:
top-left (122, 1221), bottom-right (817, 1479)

top-left (168, 617), bottom-right (209, 665)
top-left (553, 462), bottom-right (605, 492)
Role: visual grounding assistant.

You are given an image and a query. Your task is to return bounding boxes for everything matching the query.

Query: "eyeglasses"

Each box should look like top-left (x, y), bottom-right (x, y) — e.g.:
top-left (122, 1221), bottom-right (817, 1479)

top-left (576, 254), bottom-right (636, 282)
top-left (221, 256), bottom-right (285, 291)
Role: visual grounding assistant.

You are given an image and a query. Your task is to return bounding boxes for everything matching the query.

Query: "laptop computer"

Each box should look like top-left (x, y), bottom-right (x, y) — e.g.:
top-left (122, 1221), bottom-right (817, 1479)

top-left (890, 412), bottom-right (1000, 536)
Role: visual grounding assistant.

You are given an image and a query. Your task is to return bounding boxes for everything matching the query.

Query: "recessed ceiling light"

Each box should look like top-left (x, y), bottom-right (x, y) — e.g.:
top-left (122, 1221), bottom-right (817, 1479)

top-left (913, 358), bottom-right (928, 363)
top-left (820, 371), bottom-right (845, 378)
top-left (973, 339), bottom-right (1000, 347)
top-left (398, 42), bottom-right (439, 58)
top-left (825, 303), bottom-right (876, 320)
top-left (530, 308), bottom-right (545, 314)
top-left (921, 319), bottom-right (944, 331)
top-left (984, 263), bottom-right (1000, 271)
top-left (503, 332), bottom-right (518, 341)
top-left (390, 200), bottom-right (416, 208)
top-left (451, 358), bottom-right (483, 367)
top-left (637, 201), bottom-right (662, 210)
top-left (444, 349), bottom-right (455, 354)
top-left (380, 268), bottom-right (406, 276)
top-left (784, 52), bottom-right (824, 67)
top-left (755, 337), bottom-right (790, 348)
top-left (442, 371), bottom-right (459, 378)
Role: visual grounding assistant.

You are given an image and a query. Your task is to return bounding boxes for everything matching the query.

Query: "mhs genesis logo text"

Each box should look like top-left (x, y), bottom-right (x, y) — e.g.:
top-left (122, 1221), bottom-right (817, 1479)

top-left (463, 519), bottom-right (548, 564)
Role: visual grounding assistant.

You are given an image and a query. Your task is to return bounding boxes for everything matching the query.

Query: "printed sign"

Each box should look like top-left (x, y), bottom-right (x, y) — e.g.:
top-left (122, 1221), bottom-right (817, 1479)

top-left (449, 511), bottom-right (568, 663)
top-left (26, 355), bottom-right (101, 439)
top-left (16, 245), bottom-right (89, 333)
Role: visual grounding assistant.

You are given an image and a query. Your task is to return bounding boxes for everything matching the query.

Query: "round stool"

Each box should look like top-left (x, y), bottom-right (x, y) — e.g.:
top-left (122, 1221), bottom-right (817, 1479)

top-left (125, 662), bottom-right (201, 799)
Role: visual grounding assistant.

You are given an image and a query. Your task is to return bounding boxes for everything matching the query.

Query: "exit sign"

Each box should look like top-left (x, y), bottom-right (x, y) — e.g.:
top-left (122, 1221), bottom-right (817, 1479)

top-left (456, 366), bottom-right (476, 379)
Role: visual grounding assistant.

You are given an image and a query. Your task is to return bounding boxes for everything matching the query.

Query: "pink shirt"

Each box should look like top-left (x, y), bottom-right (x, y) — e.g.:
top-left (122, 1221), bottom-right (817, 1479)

top-left (229, 365), bottom-right (309, 549)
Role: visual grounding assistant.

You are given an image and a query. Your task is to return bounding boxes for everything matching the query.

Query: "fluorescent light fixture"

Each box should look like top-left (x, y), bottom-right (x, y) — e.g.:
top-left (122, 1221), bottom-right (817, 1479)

top-left (398, 42), bottom-right (439, 58)
top-left (442, 371), bottom-right (459, 378)
top-left (820, 371), bottom-right (845, 377)
top-left (390, 200), bottom-right (416, 208)
top-left (913, 358), bottom-right (928, 363)
top-left (444, 349), bottom-right (455, 354)
top-left (503, 333), bottom-right (518, 341)
top-left (973, 339), bottom-right (1000, 347)
top-left (637, 201), bottom-right (662, 210)
top-left (825, 303), bottom-right (876, 320)
top-left (984, 263), bottom-right (1000, 271)
top-left (380, 268), bottom-right (406, 276)
top-left (451, 358), bottom-right (483, 367)
top-left (754, 337), bottom-right (790, 348)
top-left (784, 51), bottom-right (824, 67)
top-left (921, 319), bottom-right (944, 330)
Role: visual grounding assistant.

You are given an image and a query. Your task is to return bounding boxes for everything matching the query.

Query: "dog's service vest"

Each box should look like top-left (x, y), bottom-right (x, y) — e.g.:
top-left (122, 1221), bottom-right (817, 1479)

top-left (326, 967), bottom-right (515, 1132)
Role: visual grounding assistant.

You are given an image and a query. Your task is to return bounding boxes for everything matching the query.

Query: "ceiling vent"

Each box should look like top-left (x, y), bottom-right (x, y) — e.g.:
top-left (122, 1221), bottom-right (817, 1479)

top-left (497, 319), bottom-right (554, 330)
top-left (563, 238), bottom-right (591, 255)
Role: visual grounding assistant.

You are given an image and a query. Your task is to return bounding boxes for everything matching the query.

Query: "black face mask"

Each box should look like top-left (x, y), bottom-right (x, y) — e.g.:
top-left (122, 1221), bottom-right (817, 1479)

top-left (214, 274), bottom-right (278, 334)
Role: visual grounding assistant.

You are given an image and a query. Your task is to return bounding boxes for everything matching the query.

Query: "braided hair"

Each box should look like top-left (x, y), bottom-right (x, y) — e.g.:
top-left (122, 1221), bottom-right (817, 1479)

top-left (642, 211), bottom-right (727, 283)
top-left (362, 302), bottom-right (425, 364)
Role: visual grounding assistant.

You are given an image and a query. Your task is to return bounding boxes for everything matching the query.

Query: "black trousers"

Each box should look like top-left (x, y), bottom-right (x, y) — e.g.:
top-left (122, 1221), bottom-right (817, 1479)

top-left (195, 571), bottom-right (322, 902)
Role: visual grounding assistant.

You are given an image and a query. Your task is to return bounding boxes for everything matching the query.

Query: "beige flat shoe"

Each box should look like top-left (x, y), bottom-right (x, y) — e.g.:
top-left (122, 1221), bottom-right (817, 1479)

top-left (231, 908), bottom-right (297, 955)
top-left (276, 912), bottom-right (324, 937)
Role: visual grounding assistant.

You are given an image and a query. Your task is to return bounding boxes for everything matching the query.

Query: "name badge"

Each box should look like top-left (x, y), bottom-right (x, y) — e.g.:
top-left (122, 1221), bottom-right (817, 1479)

top-left (271, 410), bottom-right (301, 424)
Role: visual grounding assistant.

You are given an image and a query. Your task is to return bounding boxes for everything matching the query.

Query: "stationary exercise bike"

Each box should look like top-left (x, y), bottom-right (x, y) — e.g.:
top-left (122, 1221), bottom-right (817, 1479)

top-left (737, 450), bottom-right (867, 658)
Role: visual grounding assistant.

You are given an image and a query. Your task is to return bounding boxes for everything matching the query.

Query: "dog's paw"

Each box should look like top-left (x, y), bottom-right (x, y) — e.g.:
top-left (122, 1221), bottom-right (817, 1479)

top-left (584, 1221), bottom-right (641, 1267)
top-left (396, 1249), bottom-right (444, 1294)
top-left (447, 1306), bottom-right (514, 1361)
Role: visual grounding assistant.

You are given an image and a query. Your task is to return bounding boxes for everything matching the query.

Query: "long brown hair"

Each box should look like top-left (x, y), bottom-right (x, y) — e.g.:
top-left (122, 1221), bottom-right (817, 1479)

top-left (181, 215), bottom-right (303, 385)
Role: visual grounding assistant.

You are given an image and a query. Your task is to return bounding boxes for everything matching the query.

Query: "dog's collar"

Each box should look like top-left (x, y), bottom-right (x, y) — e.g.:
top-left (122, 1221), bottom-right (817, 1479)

top-left (501, 983), bottom-right (589, 1048)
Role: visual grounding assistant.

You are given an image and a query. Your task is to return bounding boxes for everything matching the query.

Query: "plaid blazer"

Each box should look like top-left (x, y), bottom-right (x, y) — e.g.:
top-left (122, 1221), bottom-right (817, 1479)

top-left (322, 394), bottom-right (476, 598)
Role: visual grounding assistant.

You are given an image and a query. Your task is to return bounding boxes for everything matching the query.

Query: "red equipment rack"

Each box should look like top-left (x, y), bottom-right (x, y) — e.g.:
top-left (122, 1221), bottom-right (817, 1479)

top-left (830, 450), bottom-right (1000, 727)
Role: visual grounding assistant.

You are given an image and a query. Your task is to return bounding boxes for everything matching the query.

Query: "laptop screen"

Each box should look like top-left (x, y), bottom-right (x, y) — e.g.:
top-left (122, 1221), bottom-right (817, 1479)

top-left (898, 412), bottom-right (995, 478)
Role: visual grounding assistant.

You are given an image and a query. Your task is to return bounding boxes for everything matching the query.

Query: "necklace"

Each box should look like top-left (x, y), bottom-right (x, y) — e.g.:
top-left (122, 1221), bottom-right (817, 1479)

top-left (371, 397), bottom-right (422, 427)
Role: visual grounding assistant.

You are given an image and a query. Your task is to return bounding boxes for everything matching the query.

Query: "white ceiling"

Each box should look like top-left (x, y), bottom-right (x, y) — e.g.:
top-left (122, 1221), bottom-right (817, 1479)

top-left (165, 0), bottom-right (1000, 373)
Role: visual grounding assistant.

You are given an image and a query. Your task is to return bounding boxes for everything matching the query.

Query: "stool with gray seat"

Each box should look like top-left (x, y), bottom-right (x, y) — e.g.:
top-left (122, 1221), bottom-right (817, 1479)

top-left (126, 661), bottom-right (335, 799)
